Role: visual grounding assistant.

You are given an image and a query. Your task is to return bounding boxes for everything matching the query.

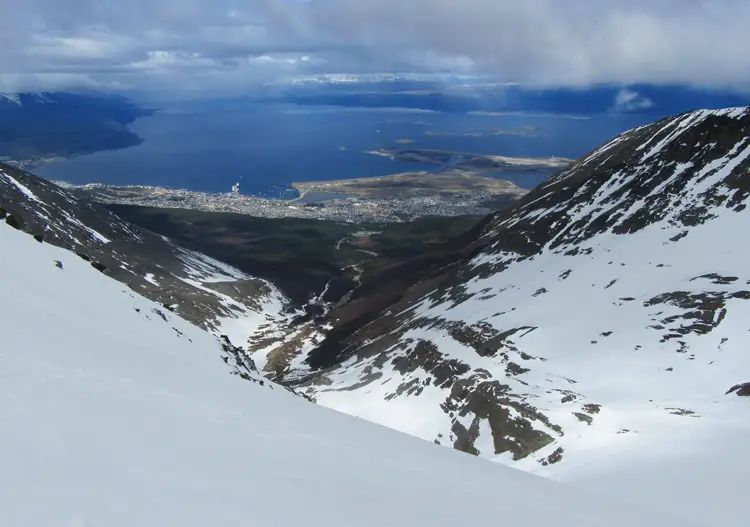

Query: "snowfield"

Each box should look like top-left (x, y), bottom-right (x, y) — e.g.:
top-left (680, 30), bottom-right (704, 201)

top-left (0, 221), bottom-right (697, 526)
top-left (543, 425), bottom-right (749, 527)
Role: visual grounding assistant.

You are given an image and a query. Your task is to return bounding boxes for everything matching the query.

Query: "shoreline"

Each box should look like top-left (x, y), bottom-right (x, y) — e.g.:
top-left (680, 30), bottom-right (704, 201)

top-left (15, 145), bottom-right (569, 215)
top-left (52, 180), bottom-right (306, 203)
top-left (364, 147), bottom-right (574, 169)
top-left (54, 169), bottom-right (530, 224)
top-left (5, 135), bottom-right (570, 202)
top-left (48, 149), bottom-right (560, 202)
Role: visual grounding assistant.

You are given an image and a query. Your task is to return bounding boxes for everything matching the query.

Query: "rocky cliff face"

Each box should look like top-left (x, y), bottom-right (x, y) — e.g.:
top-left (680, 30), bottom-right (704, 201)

top-left (257, 107), bottom-right (750, 466)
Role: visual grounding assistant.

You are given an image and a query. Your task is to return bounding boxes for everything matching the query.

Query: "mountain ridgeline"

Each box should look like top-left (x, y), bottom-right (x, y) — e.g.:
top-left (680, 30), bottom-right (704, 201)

top-left (0, 162), bottom-right (286, 340)
top-left (247, 107), bottom-right (750, 466)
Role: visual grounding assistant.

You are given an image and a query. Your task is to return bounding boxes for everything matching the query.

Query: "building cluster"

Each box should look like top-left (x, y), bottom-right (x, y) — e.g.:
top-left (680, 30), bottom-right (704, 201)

top-left (76, 184), bottom-right (506, 222)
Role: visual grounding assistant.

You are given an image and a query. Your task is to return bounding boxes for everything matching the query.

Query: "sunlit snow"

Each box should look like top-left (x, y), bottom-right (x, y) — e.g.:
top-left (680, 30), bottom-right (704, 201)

top-left (0, 221), bottom-right (697, 526)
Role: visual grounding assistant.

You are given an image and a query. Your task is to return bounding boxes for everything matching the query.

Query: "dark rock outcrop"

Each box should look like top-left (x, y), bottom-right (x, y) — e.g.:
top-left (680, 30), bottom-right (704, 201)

top-left (727, 382), bottom-right (750, 396)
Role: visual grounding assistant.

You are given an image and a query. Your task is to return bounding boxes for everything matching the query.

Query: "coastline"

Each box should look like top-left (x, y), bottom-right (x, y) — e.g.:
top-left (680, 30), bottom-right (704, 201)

top-left (289, 183), bottom-right (306, 201)
top-left (35, 147), bottom-right (566, 202)
top-left (52, 168), bottom-right (530, 224)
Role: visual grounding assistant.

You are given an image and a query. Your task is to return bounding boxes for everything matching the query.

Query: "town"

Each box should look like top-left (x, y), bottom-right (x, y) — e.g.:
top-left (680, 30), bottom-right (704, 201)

top-left (59, 181), bottom-right (526, 223)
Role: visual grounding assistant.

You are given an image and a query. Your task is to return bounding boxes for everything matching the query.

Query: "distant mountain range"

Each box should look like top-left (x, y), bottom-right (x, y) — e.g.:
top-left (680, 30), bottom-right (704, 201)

top-left (4, 83), bottom-right (748, 170)
top-left (273, 73), bottom-right (484, 85)
top-left (255, 77), bottom-right (750, 117)
top-left (0, 92), bottom-right (56, 106)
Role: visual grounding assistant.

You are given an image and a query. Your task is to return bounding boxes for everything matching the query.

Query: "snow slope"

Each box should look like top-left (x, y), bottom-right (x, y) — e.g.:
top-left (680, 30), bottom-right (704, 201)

top-left (256, 107), bottom-right (750, 523)
top-left (542, 424), bottom-right (749, 527)
top-left (0, 221), bottom-right (697, 526)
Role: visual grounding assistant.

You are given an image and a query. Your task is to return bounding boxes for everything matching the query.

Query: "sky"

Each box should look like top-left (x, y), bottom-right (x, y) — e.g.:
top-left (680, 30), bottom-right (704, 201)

top-left (1, 0), bottom-right (749, 95)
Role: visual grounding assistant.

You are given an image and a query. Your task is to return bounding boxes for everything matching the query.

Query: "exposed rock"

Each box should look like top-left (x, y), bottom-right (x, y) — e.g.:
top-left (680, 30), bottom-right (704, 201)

top-left (539, 447), bottom-right (564, 466)
top-left (727, 382), bottom-right (750, 396)
top-left (5, 214), bottom-right (22, 230)
top-left (90, 261), bottom-right (108, 274)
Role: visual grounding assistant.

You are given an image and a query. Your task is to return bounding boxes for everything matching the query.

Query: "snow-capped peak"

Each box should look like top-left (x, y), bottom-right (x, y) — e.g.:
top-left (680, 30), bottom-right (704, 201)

top-left (0, 93), bottom-right (21, 105)
top-left (275, 72), bottom-right (483, 86)
top-left (0, 92), bottom-right (55, 106)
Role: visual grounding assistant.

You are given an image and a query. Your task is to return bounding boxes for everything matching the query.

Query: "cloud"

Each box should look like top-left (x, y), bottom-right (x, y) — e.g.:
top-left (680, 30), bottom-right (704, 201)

top-left (0, 0), bottom-right (749, 94)
top-left (611, 88), bottom-right (655, 112)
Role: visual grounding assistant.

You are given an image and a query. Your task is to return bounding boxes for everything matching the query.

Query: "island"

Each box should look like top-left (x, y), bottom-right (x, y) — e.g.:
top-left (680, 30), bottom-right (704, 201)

top-left (425, 126), bottom-right (540, 138)
top-left (366, 147), bottom-right (573, 172)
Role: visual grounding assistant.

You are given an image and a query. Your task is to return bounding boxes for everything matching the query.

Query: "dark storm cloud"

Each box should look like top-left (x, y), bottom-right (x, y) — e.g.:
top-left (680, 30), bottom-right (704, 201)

top-left (1, 0), bottom-right (748, 93)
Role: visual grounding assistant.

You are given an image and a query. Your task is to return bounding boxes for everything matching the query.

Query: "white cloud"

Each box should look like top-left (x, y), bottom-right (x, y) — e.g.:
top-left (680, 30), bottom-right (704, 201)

top-left (0, 0), bottom-right (748, 94)
top-left (612, 88), bottom-right (655, 113)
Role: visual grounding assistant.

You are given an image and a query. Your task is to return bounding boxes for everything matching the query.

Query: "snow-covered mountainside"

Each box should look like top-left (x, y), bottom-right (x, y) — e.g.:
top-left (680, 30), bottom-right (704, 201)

top-left (0, 220), bottom-right (694, 526)
top-left (0, 92), bottom-right (55, 106)
top-left (0, 163), bottom-right (287, 345)
top-left (255, 107), bottom-right (750, 522)
top-left (274, 73), bottom-right (481, 86)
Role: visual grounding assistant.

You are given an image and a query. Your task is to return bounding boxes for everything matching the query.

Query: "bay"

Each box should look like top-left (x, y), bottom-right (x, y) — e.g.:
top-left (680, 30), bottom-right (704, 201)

top-left (32, 101), bottom-right (653, 196)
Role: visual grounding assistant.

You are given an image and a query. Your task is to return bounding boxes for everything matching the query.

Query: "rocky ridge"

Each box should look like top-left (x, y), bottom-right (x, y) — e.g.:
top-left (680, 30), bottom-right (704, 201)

top-left (252, 107), bottom-right (750, 466)
top-left (0, 163), bottom-right (288, 344)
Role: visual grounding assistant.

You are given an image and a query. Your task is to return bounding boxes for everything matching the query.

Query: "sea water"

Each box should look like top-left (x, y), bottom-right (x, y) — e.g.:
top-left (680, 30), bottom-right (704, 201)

top-left (32, 101), bottom-right (652, 196)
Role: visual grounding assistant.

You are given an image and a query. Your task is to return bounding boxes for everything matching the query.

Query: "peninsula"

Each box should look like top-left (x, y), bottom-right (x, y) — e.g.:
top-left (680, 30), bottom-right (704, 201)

top-left (366, 147), bottom-right (573, 172)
